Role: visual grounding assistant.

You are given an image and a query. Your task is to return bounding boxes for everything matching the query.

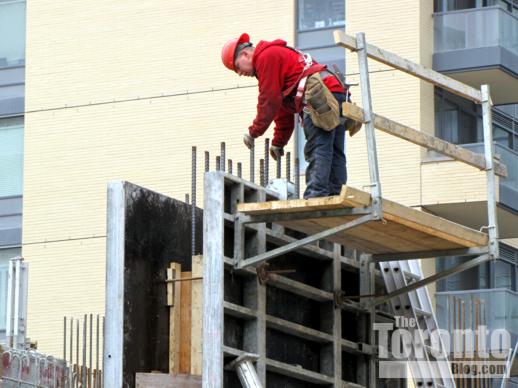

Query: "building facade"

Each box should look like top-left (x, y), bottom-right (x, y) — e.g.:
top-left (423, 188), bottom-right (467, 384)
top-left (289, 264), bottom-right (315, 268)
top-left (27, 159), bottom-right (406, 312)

top-left (0, 0), bottom-right (25, 343)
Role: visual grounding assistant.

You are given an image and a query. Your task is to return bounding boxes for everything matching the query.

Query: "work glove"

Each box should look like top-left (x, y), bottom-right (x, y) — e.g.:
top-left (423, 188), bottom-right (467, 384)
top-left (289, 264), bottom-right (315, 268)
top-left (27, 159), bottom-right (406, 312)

top-left (269, 145), bottom-right (284, 161)
top-left (243, 133), bottom-right (254, 150)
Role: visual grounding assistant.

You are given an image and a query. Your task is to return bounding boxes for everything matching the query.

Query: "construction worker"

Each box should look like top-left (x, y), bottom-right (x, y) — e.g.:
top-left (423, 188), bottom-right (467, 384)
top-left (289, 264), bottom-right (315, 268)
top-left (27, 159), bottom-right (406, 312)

top-left (221, 33), bottom-right (361, 199)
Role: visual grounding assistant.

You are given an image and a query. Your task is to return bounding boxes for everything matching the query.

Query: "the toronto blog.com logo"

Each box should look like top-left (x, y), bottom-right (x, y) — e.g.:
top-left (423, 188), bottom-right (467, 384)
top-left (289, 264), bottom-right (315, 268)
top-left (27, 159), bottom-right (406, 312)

top-left (375, 316), bottom-right (511, 379)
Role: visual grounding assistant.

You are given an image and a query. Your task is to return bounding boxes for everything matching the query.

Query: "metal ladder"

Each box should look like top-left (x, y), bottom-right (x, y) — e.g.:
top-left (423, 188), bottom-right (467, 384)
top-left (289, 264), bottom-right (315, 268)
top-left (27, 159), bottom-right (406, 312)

top-left (380, 259), bottom-right (456, 388)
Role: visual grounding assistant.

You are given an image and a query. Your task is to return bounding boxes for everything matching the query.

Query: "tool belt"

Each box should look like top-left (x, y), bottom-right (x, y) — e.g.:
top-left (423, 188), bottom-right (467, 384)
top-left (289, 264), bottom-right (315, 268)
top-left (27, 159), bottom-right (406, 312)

top-left (304, 73), bottom-right (340, 131)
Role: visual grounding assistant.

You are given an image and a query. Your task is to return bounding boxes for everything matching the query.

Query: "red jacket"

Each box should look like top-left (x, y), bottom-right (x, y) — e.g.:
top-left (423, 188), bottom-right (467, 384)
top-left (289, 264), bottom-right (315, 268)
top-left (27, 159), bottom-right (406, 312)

top-left (249, 39), bottom-right (344, 147)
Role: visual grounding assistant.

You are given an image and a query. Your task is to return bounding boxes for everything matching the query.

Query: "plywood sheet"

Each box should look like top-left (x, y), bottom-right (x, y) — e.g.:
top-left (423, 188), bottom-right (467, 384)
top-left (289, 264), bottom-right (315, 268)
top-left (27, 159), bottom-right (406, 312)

top-left (237, 186), bottom-right (488, 255)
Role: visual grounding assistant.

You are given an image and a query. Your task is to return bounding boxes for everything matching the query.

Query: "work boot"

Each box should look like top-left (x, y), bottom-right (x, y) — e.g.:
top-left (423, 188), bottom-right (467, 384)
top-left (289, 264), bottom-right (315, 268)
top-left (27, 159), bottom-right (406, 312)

top-left (345, 118), bottom-right (362, 137)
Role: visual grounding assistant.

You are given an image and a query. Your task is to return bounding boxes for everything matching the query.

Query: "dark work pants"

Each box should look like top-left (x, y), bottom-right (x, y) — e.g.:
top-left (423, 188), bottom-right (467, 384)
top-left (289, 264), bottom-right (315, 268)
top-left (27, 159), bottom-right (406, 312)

top-left (303, 92), bottom-right (347, 199)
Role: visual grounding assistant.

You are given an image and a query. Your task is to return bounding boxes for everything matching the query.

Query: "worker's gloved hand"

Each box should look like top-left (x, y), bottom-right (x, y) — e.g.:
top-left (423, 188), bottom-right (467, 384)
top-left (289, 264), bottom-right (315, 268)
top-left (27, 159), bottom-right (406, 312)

top-left (243, 133), bottom-right (254, 150)
top-left (269, 145), bottom-right (284, 161)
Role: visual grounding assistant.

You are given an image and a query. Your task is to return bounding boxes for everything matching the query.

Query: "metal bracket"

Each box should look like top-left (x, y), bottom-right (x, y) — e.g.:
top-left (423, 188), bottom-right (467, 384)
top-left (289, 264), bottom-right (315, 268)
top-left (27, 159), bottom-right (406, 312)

top-left (225, 354), bottom-right (263, 388)
top-left (235, 213), bottom-right (375, 270)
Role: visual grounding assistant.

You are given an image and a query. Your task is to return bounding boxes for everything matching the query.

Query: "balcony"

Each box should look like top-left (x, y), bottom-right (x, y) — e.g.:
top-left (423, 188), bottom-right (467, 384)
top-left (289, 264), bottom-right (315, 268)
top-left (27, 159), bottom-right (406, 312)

top-left (434, 6), bottom-right (518, 104)
top-left (422, 142), bottom-right (518, 239)
top-left (437, 288), bottom-right (518, 350)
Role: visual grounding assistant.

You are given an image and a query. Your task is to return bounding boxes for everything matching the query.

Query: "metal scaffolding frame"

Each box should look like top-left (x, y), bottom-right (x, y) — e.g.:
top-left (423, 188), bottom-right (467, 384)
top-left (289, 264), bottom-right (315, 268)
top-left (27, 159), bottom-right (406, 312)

top-left (203, 32), bottom-right (505, 388)
top-left (203, 172), bottom-right (385, 388)
top-left (232, 31), bottom-right (501, 301)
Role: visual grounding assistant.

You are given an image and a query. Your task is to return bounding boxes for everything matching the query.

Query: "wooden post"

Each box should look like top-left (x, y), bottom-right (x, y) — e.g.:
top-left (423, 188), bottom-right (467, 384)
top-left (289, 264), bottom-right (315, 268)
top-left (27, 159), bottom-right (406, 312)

top-left (168, 262), bottom-right (182, 374)
top-left (179, 271), bottom-right (192, 374)
top-left (191, 255), bottom-right (203, 375)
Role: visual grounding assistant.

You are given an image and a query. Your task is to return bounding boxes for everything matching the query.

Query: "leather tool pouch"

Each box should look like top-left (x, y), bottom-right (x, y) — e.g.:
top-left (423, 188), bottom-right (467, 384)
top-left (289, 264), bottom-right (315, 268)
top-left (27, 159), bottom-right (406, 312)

top-left (304, 73), bottom-right (340, 131)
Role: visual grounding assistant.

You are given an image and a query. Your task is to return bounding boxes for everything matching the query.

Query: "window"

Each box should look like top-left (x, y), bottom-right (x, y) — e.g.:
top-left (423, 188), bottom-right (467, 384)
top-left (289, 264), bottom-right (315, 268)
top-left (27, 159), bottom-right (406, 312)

top-left (435, 88), bottom-right (481, 145)
top-left (0, 116), bottom-right (23, 197)
top-left (435, 88), bottom-right (518, 150)
top-left (0, 0), bottom-right (26, 68)
top-left (0, 247), bottom-right (20, 331)
top-left (437, 244), bottom-right (518, 292)
top-left (297, 0), bottom-right (345, 31)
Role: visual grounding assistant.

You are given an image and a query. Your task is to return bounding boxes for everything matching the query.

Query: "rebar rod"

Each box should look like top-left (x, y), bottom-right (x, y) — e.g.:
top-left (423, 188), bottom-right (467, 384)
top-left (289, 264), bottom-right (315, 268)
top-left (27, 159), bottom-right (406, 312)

top-left (64, 317), bottom-right (67, 364)
top-left (185, 194), bottom-right (189, 205)
top-left (102, 316), bottom-right (105, 388)
top-left (96, 315), bottom-right (99, 388)
top-left (228, 159), bottom-right (233, 175)
top-left (76, 319), bottom-right (79, 375)
top-left (264, 138), bottom-right (269, 184)
top-left (220, 142), bottom-right (226, 172)
top-left (89, 314), bottom-right (93, 388)
top-left (250, 140), bottom-right (255, 183)
top-left (204, 151), bottom-right (210, 172)
top-left (192, 146), bottom-right (197, 257)
top-left (69, 318), bottom-right (73, 376)
top-left (286, 152), bottom-right (291, 182)
top-left (295, 157), bottom-right (300, 198)
top-left (215, 156), bottom-right (221, 171)
top-left (83, 315), bottom-right (87, 387)
top-left (237, 162), bottom-right (242, 178)
top-left (276, 156), bottom-right (281, 179)
top-left (259, 159), bottom-right (265, 187)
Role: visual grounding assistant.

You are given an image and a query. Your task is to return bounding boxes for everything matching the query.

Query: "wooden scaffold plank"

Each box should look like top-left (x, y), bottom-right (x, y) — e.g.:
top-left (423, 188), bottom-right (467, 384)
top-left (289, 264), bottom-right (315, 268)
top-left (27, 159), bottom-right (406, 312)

top-left (342, 102), bottom-right (508, 178)
top-left (237, 185), bottom-right (489, 255)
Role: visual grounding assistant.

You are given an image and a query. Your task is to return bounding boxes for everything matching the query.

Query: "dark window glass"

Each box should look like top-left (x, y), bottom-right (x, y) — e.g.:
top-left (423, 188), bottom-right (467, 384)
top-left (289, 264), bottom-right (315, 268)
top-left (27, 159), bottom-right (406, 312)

top-left (298, 0), bottom-right (345, 31)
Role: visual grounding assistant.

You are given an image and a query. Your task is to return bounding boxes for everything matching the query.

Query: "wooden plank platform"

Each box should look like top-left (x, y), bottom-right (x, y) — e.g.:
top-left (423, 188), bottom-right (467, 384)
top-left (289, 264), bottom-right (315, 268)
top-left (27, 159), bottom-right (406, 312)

top-left (237, 186), bottom-right (488, 255)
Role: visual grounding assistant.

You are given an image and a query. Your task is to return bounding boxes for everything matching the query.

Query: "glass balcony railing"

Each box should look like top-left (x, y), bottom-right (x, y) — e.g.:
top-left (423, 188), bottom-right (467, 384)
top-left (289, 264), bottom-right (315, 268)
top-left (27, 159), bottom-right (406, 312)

top-left (462, 142), bottom-right (518, 210)
top-left (0, 0), bottom-right (26, 68)
top-left (437, 288), bottom-right (518, 350)
top-left (434, 6), bottom-right (518, 57)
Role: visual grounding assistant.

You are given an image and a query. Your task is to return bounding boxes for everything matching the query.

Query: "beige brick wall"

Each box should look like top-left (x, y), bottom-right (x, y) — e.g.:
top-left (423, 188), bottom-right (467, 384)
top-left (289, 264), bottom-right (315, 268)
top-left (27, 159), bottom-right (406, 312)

top-left (346, 0), bottom-right (434, 207)
top-left (24, 0), bottom-right (294, 355)
top-left (421, 161), bottom-right (495, 205)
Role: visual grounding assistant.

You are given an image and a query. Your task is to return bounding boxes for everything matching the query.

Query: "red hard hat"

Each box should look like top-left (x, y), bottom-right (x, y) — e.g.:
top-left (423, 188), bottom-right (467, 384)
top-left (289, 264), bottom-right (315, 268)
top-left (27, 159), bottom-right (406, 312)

top-left (221, 33), bottom-right (250, 72)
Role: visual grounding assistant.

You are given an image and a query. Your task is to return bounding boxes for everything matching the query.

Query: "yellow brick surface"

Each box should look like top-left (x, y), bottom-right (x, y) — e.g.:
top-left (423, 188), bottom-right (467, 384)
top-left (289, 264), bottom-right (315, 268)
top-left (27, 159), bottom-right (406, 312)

top-left (346, 0), bottom-right (434, 207)
top-left (421, 161), bottom-right (494, 205)
top-left (24, 238), bottom-right (106, 357)
top-left (24, 0), bottom-right (294, 354)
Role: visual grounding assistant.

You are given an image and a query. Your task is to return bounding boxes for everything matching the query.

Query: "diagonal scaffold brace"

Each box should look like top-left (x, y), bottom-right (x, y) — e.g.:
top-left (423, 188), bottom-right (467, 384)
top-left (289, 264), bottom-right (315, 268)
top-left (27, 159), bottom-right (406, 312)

top-left (234, 212), bottom-right (375, 270)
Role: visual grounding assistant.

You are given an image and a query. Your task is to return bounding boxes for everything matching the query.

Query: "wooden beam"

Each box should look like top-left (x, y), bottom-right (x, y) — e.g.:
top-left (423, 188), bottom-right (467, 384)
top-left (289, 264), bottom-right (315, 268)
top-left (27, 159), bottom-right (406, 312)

top-left (334, 30), bottom-right (483, 103)
top-left (168, 262), bottom-right (182, 374)
top-left (179, 271), bottom-right (192, 374)
top-left (190, 255), bottom-right (203, 376)
top-left (237, 186), bottom-right (370, 214)
top-left (343, 102), bottom-right (508, 178)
